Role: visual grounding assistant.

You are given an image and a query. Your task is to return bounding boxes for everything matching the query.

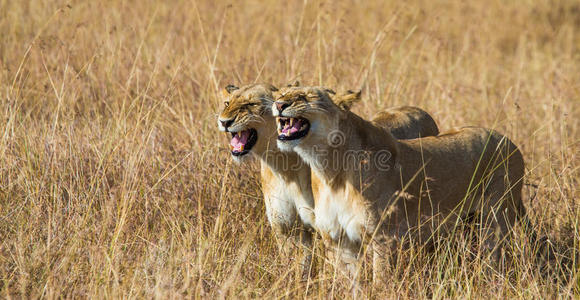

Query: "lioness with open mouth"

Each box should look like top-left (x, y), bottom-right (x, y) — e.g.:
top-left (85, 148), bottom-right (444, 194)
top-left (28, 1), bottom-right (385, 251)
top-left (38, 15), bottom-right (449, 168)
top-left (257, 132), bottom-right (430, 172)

top-left (273, 86), bottom-right (532, 284)
top-left (217, 83), bottom-right (439, 279)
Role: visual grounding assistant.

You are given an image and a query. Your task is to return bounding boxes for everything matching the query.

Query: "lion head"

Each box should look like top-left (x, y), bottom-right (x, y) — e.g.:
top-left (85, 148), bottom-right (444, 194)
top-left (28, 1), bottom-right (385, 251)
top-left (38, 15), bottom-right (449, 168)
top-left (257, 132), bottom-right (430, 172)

top-left (217, 83), bottom-right (279, 161)
top-left (272, 86), bottom-right (353, 153)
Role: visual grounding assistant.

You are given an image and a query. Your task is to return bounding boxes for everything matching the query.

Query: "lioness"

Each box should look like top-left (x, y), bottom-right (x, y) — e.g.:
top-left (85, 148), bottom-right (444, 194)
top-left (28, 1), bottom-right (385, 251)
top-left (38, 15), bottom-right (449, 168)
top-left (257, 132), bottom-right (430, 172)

top-left (217, 83), bottom-right (439, 278)
top-left (273, 86), bottom-right (530, 282)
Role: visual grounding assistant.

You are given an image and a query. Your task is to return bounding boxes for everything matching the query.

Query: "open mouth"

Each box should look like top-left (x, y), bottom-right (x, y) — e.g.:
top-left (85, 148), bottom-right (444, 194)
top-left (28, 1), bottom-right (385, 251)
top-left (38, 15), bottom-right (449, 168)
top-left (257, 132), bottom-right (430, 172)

top-left (277, 117), bottom-right (310, 141)
top-left (230, 128), bottom-right (258, 156)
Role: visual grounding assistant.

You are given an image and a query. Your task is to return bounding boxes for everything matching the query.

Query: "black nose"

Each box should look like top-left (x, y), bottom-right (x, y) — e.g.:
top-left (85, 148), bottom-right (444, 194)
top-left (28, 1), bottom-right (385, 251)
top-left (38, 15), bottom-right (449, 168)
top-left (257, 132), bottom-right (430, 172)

top-left (220, 119), bottom-right (233, 129)
top-left (276, 102), bottom-right (290, 112)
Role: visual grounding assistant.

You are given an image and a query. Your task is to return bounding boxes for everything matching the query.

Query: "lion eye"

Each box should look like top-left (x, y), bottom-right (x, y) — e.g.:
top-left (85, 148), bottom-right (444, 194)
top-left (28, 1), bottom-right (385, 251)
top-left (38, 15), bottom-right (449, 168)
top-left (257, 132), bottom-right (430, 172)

top-left (224, 101), bottom-right (230, 108)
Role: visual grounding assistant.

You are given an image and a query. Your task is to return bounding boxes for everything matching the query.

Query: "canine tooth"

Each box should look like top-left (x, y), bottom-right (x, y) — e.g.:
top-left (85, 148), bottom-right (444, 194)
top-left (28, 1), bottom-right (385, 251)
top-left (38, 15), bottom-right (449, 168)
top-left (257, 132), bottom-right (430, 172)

top-left (240, 145), bottom-right (244, 151)
top-left (290, 118), bottom-right (294, 126)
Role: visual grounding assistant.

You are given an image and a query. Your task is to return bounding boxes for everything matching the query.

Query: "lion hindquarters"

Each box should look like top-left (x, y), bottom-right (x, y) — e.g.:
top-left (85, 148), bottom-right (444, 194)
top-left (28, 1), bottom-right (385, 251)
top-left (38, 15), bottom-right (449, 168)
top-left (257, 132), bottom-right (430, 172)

top-left (470, 129), bottom-right (527, 260)
top-left (480, 130), bottom-right (526, 220)
top-left (371, 106), bottom-right (440, 140)
top-left (399, 127), bottom-right (529, 260)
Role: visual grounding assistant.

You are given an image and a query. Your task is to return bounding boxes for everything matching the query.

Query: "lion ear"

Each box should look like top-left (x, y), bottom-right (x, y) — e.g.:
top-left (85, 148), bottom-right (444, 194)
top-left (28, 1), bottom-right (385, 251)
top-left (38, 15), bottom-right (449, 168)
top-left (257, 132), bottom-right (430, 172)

top-left (224, 84), bottom-right (239, 94)
top-left (323, 88), bottom-right (336, 95)
top-left (222, 84), bottom-right (239, 99)
top-left (286, 80), bottom-right (300, 88)
top-left (267, 84), bottom-right (279, 92)
top-left (332, 90), bottom-right (362, 111)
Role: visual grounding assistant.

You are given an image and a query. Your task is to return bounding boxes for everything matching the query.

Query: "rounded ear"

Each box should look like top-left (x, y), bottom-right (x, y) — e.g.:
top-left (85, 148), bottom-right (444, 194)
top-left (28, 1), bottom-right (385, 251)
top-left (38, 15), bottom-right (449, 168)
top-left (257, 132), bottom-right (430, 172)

top-left (267, 84), bottom-right (279, 92)
top-left (286, 80), bottom-right (300, 88)
top-left (224, 84), bottom-right (239, 94)
top-left (332, 90), bottom-right (362, 111)
top-left (323, 88), bottom-right (336, 95)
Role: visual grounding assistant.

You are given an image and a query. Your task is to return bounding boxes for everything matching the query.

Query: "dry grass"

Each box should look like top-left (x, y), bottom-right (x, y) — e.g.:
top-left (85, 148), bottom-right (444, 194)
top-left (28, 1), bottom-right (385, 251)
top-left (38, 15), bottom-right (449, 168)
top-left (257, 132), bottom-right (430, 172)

top-left (0, 0), bottom-right (578, 298)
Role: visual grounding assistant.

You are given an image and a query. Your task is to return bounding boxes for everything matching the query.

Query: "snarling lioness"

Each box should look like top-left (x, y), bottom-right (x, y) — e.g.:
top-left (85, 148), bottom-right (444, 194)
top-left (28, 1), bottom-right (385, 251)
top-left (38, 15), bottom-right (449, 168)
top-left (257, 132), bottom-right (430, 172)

top-left (273, 86), bottom-right (531, 282)
top-left (217, 83), bottom-right (439, 278)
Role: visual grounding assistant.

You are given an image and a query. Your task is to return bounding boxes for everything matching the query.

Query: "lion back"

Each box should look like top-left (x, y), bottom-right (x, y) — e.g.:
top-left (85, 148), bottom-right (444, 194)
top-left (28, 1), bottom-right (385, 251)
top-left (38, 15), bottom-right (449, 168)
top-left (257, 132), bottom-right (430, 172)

top-left (371, 106), bottom-right (439, 139)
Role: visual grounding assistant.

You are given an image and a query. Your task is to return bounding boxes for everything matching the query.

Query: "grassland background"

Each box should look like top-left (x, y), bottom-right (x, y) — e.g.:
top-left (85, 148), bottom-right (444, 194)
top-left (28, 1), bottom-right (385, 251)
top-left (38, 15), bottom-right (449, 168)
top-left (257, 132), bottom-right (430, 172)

top-left (0, 0), bottom-right (578, 298)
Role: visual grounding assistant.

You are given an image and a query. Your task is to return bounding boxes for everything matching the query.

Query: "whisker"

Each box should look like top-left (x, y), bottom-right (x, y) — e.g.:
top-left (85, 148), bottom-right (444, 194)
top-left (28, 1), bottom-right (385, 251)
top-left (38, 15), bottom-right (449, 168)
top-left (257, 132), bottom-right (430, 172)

top-left (305, 107), bottom-right (330, 114)
top-left (249, 115), bottom-right (266, 123)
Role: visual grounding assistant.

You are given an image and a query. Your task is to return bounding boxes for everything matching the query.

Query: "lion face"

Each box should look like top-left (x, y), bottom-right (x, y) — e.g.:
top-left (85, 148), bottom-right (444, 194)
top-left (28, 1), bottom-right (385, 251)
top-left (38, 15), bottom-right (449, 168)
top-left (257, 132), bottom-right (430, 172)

top-left (217, 83), bottom-right (278, 161)
top-left (272, 87), bottom-right (343, 152)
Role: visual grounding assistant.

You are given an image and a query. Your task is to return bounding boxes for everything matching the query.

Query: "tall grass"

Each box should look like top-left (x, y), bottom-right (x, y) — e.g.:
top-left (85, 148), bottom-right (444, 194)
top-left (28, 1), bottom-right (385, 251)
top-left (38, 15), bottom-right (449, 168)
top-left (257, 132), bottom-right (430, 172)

top-left (0, 0), bottom-right (578, 298)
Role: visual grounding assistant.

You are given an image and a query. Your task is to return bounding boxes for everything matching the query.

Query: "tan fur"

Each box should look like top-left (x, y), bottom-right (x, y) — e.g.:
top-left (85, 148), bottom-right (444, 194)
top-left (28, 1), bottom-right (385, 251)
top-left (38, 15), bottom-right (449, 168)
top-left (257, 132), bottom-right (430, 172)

top-left (218, 84), bottom-right (440, 279)
top-left (273, 86), bottom-right (528, 283)
top-left (371, 106), bottom-right (439, 138)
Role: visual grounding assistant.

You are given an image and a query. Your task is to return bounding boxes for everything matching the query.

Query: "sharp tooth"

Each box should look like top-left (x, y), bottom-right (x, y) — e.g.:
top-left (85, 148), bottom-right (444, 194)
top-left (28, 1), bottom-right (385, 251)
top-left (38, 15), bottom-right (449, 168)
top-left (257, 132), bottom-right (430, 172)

top-left (290, 118), bottom-right (294, 126)
top-left (240, 145), bottom-right (244, 151)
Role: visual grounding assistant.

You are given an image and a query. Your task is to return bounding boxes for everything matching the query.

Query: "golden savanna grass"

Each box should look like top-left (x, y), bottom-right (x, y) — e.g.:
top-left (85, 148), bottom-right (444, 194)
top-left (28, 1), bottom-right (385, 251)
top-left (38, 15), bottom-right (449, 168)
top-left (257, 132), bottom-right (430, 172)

top-left (0, 0), bottom-right (578, 298)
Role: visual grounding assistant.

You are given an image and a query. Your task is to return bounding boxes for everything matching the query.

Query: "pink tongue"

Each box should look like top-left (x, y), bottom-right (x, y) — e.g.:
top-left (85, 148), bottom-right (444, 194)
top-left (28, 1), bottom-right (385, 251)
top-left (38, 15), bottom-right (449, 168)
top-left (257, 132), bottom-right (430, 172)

top-left (282, 119), bottom-right (303, 134)
top-left (230, 130), bottom-right (250, 152)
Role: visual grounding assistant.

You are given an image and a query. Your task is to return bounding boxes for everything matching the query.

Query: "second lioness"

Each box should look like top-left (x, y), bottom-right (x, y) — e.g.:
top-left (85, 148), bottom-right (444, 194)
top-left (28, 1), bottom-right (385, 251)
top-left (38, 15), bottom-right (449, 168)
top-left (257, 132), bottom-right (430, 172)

top-left (273, 86), bottom-right (531, 283)
top-left (217, 83), bottom-right (438, 277)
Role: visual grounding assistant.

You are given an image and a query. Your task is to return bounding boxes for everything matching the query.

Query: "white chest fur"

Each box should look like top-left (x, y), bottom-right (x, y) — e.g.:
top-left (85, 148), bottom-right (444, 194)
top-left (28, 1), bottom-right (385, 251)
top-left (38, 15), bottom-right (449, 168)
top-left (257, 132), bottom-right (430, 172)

top-left (262, 170), bottom-right (315, 230)
top-left (314, 183), bottom-right (369, 245)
